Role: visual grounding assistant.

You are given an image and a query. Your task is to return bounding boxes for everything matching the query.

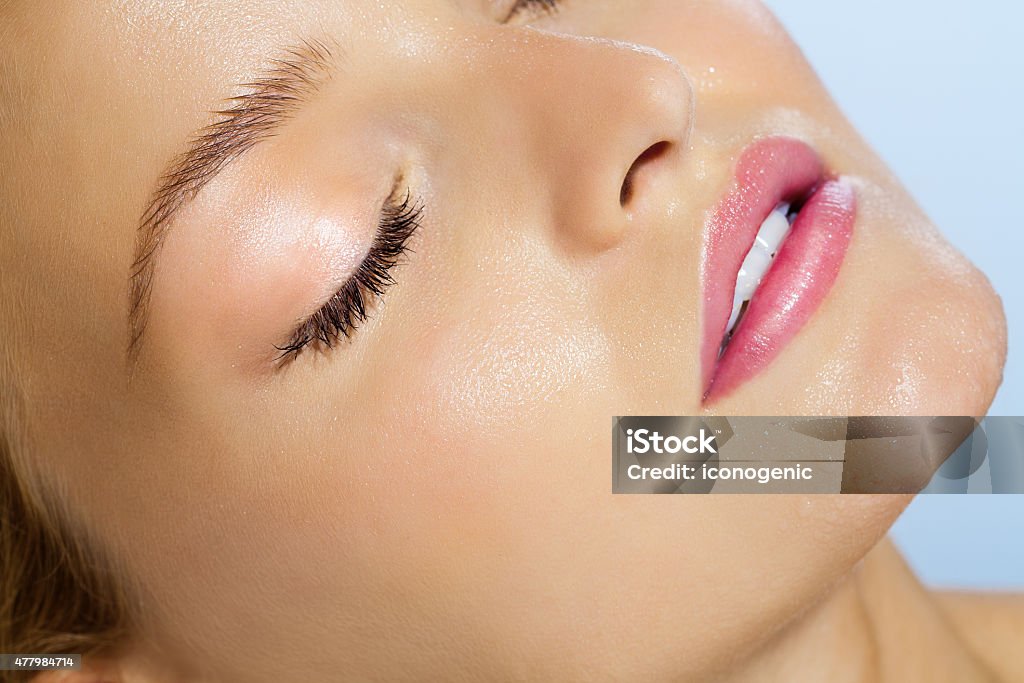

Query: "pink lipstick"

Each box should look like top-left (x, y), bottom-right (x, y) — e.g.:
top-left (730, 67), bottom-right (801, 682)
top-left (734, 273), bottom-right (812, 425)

top-left (702, 137), bottom-right (856, 403)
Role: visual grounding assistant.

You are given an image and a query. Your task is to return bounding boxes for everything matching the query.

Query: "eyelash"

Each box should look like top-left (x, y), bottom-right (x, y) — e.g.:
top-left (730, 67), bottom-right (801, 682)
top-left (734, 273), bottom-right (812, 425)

top-left (274, 189), bottom-right (423, 362)
top-left (506, 0), bottom-right (563, 22)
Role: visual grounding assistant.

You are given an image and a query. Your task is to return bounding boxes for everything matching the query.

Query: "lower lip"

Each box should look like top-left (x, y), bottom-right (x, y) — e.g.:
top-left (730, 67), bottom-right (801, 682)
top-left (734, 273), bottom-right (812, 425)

top-left (702, 138), bottom-right (857, 403)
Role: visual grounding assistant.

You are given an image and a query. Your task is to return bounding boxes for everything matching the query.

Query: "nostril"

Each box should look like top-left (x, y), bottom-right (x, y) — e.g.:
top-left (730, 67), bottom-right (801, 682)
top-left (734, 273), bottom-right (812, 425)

top-left (620, 141), bottom-right (672, 208)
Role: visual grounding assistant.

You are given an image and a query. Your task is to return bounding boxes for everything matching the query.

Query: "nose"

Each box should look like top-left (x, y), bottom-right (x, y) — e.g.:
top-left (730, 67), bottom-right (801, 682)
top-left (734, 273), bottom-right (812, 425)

top-left (500, 31), bottom-right (694, 253)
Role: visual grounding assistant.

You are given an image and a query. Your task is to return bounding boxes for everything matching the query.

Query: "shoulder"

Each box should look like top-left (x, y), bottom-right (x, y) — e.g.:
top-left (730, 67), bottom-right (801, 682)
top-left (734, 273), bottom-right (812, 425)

top-left (936, 592), bottom-right (1024, 681)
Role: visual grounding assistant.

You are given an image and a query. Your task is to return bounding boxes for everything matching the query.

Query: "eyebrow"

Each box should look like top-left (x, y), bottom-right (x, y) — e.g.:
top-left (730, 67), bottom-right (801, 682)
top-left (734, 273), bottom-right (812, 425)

top-left (126, 38), bottom-right (339, 367)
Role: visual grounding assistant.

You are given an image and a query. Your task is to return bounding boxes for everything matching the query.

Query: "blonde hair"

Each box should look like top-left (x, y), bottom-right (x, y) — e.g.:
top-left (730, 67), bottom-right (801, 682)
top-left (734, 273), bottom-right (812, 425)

top-left (0, 360), bottom-right (134, 682)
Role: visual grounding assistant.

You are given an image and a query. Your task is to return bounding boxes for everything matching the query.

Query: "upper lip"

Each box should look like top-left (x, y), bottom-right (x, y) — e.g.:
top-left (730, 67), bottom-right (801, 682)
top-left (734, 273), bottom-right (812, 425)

top-left (701, 137), bottom-right (857, 403)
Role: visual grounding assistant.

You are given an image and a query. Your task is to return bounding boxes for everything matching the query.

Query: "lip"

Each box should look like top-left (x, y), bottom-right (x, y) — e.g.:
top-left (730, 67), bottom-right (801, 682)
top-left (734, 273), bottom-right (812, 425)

top-left (701, 137), bottom-right (856, 403)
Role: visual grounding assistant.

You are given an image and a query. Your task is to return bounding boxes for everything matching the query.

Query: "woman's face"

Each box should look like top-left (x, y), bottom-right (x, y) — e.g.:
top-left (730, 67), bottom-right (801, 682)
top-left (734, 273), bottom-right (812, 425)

top-left (3, 0), bottom-right (1006, 679)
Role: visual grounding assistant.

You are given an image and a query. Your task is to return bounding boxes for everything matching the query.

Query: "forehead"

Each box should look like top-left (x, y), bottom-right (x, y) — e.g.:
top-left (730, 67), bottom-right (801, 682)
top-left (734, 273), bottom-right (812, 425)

top-left (3, 0), bottom-right (455, 134)
top-left (0, 0), bottom-right (431, 269)
top-left (2, 0), bottom-right (468, 220)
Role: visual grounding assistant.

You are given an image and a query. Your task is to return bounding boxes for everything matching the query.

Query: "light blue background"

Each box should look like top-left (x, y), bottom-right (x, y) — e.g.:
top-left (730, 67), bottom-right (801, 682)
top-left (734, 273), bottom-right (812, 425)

top-left (767, 0), bottom-right (1023, 589)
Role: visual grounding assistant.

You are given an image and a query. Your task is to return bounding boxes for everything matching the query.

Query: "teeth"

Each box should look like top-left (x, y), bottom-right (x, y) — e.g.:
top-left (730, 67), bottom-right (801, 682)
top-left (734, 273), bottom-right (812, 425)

top-left (755, 202), bottom-right (790, 253)
top-left (723, 203), bottom-right (794, 340)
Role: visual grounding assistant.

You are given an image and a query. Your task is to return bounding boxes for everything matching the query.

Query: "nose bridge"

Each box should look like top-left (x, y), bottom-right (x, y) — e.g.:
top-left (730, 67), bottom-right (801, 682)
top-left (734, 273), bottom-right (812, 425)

top-left (509, 30), bottom-right (692, 134)
top-left (488, 28), bottom-right (695, 252)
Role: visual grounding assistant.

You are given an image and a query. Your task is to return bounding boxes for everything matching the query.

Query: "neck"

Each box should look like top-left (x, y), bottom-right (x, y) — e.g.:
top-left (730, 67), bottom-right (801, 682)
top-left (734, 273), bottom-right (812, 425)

top-left (726, 536), bottom-right (1000, 683)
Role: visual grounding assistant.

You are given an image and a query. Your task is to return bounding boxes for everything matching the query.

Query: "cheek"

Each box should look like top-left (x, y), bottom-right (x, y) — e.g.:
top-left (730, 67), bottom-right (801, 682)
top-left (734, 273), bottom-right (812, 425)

top-left (413, 308), bottom-right (613, 437)
top-left (374, 280), bottom-right (617, 514)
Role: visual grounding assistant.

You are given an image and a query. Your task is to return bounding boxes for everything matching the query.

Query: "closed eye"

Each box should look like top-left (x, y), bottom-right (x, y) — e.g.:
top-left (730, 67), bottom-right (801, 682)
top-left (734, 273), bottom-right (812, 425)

top-left (274, 188), bottom-right (423, 364)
